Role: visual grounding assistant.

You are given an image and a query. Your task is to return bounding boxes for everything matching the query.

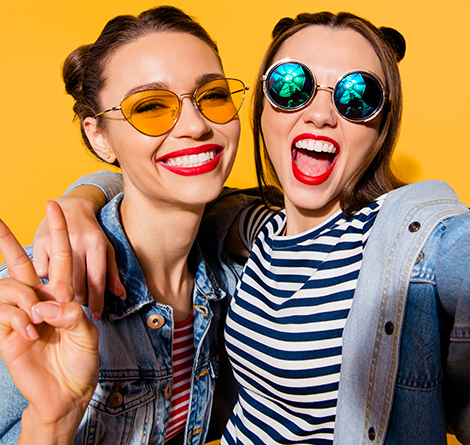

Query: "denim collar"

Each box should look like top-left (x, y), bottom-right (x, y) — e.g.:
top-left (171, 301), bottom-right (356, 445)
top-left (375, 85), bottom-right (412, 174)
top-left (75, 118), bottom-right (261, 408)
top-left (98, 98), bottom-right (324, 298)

top-left (97, 193), bottom-right (225, 321)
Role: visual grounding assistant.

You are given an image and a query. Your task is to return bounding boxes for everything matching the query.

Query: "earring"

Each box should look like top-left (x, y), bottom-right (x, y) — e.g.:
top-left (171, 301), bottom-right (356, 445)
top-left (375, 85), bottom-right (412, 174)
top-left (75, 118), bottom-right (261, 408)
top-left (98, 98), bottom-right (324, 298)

top-left (106, 154), bottom-right (110, 159)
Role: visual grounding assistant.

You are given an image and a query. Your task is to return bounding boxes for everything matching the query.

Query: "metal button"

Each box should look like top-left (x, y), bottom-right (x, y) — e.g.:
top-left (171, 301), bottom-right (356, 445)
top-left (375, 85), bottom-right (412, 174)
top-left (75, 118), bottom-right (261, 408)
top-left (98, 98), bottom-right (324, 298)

top-left (408, 221), bottom-right (421, 232)
top-left (147, 314), bottom-right (165, 330)
top-left (385, 321), bottom-right (394, 335)
top-left (164, 381), bottom-right (172, 400)
top-left (368, 427), bottom-right (376, 441)
top-left (109, 391), bottom-right (123, 407)
top-left (415, 251), bottom-right (425, 264)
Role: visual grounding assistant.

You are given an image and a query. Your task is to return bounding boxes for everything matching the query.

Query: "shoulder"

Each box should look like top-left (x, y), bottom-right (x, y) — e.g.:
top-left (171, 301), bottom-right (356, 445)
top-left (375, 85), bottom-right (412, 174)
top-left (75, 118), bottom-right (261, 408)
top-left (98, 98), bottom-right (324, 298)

top-left (386, 180), bottom-right (461, 206)
top-left (377, 180), bottom-right (467, 232)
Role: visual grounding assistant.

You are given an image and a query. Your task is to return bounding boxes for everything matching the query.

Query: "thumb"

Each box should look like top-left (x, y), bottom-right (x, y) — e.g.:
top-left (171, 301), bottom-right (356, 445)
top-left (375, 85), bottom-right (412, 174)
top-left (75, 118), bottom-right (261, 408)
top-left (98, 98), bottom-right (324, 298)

top-left (33, 301), bottom-right (97, 336)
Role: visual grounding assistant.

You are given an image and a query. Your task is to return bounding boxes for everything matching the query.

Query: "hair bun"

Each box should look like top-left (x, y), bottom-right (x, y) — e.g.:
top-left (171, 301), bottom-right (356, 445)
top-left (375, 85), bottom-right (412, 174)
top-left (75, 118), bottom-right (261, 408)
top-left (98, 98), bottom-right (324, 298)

top-left (272, 17), bottom-right (295, 38)
top-left (380, 27), bottom-right (406, 62)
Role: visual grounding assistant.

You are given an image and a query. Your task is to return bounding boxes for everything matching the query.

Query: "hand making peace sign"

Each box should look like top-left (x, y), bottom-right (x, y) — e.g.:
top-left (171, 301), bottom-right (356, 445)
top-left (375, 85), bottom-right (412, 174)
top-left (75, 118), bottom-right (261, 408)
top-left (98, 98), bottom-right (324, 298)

top-left (0, 201), bottom-right (99, 445)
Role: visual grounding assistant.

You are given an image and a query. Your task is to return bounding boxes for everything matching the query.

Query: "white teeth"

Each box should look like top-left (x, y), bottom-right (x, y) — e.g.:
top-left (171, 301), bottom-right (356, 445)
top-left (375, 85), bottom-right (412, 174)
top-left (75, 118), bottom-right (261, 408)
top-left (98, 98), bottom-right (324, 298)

top-left (163, 150), bottom-right (216, 167)
top-left (295, 140), bottom-right (337, 154)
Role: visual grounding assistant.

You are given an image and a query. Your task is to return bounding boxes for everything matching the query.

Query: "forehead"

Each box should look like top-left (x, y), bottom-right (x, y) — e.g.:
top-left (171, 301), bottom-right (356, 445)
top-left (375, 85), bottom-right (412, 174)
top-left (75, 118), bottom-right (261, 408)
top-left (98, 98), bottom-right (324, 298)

top-left (273, 26), bottom-right (384, 79)
top-left (103, 31), bottom-right (224, 96)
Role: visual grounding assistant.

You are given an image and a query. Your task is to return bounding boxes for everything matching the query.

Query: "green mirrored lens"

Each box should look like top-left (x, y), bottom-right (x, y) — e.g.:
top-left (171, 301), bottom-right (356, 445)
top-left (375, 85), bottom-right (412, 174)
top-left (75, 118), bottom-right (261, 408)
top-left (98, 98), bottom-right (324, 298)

top-left (267, 63), bottom-right (314, 109)
top-left (334, 72), bottom-right (383, 120)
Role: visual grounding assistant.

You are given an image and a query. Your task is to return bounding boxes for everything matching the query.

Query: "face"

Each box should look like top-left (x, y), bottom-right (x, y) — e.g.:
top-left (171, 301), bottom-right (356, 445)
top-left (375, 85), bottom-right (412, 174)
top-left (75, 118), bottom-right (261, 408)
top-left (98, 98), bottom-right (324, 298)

top-left (261, 26), bottom-right (385, 233)
top-left (85, 32), bottom-right (240, 209)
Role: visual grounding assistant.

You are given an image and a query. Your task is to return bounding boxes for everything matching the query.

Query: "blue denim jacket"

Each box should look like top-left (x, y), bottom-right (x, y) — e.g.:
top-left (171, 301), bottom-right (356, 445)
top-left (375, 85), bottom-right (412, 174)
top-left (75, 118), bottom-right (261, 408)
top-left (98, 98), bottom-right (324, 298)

top-left (335, 180), bottom-right (470, 444)
top-left (1, 174), bottom-right (469, 444)
top-left (0, 186), bottom-right (264, 445)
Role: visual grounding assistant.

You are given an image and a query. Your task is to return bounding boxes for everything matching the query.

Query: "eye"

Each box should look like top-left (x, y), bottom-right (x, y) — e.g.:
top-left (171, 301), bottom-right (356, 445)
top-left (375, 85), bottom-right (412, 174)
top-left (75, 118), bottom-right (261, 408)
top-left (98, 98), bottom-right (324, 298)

top-left (197, 87), bottom-right (232, 107)
top-left (132, 99), bottom-right (171, 116)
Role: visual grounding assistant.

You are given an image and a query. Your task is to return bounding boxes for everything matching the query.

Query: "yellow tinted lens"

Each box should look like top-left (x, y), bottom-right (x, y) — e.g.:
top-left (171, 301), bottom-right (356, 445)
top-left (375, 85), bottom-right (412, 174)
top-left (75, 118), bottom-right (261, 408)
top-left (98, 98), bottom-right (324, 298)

top-left (120, 90), bottom-right (179, 136)
top-left (195, 79), bottom-right (245, 124)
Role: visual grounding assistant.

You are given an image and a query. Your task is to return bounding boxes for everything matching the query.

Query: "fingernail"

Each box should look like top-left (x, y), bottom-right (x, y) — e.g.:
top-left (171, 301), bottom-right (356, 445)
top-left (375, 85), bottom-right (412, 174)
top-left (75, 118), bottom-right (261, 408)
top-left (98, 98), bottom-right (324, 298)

top-left (30, 307), bottom-right (43, 324)
top-left (91, 312), bottom-right (102, 321)
top-left (26, 324), bottom-right (39, 340)
top-left (118, 286), bottom-right (126, 300)
top-left (34, 302), bottom-right (61, 319)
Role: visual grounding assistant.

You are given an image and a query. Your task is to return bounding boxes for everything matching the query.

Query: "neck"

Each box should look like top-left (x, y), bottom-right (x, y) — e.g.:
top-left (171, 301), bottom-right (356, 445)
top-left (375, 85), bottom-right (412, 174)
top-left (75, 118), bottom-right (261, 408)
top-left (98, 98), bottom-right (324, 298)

top-left (120, 192), bottom-right (205, 322)
top-left (284, 198), bottom-right (341, 236)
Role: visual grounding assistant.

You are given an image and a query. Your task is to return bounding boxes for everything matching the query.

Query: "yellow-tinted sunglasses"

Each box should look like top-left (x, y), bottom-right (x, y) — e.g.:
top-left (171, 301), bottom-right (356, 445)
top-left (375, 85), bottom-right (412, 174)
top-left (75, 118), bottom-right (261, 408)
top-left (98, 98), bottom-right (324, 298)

top-left (93, 78), bottom-right (248, 136)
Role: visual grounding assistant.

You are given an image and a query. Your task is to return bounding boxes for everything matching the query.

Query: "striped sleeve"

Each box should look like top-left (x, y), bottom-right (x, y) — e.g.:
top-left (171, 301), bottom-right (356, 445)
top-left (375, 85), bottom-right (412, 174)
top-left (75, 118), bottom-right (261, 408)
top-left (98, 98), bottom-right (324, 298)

top-left (238, 205), bottom-right (277, 252)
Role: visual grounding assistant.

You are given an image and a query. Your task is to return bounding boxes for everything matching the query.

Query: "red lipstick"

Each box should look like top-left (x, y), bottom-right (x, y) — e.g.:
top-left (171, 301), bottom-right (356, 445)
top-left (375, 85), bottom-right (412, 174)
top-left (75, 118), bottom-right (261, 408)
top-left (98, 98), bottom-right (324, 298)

top-left (291, 134), bottom-right (339, 186)
top-left (156, 144), bottom-right (223, 177)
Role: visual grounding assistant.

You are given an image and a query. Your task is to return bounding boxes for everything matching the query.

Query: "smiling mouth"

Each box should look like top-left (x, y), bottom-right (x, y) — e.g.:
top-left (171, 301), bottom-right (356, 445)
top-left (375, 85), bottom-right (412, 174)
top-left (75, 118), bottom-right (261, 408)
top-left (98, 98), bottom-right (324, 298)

top-left (162, 150), bottom-right (217, 168)
top-left (292, 139), bottom-right (338, 177)
top-left (156, 145), bottom-right (223, 177)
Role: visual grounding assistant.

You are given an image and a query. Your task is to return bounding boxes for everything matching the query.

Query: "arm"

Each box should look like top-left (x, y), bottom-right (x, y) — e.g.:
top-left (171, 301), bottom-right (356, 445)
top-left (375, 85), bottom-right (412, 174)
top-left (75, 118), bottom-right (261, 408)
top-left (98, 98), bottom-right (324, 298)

top-left (0, 201), bottom-right (99, 444)
top-left (224, 201), bottom-right (281, 260)
top-left (33, 171), bottom-right (125, 320)
top-left (223, 212), bottom-right (249, 260)
top-left (202, 186), bottom-right (283, 260)
top-left (436, 211), bottom-right (470, 443)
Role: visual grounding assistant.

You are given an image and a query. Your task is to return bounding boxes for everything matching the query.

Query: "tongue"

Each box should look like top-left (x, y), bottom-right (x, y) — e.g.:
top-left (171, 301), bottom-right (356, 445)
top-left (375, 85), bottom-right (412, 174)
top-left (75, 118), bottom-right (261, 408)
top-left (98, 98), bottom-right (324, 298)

top-left (295, 150), bottom-right (332, 177)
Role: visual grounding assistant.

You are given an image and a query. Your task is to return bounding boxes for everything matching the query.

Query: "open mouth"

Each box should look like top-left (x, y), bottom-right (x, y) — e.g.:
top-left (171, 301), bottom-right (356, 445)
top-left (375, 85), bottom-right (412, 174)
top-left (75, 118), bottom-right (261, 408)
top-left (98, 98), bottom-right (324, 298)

top-left (291, 137), bottom-right (339, 185)
top-left (156, 145), bottom-right (223, 177)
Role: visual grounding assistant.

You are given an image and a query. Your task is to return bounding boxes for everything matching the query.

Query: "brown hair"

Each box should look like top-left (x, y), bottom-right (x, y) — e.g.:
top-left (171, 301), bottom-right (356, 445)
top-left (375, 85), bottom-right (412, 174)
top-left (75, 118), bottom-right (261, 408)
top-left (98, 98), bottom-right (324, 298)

top-left (62, 6), bottom-right (221, 165)
top-left (252, 11), bottom-right (407, 217)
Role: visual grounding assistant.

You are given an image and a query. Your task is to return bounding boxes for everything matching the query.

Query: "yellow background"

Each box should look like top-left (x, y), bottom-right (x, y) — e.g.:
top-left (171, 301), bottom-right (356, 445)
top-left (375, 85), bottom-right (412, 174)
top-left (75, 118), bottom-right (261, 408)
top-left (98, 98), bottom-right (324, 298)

top-left (0, 2), bottom-right (468, 442)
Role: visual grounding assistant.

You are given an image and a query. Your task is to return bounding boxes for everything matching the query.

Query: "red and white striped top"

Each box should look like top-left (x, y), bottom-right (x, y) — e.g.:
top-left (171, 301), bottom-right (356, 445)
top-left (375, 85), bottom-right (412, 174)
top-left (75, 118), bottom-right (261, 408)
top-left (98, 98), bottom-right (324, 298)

top-left (165, 313), bottom-right (195, 442)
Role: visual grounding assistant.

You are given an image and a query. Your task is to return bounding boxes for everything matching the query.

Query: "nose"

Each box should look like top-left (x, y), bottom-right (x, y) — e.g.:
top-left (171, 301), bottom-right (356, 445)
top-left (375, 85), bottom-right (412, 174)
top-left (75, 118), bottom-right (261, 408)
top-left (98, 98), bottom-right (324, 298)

top-left (301, 87), bottom-right (338, 128)
top-left (171, 94), bottom-right (211, 139)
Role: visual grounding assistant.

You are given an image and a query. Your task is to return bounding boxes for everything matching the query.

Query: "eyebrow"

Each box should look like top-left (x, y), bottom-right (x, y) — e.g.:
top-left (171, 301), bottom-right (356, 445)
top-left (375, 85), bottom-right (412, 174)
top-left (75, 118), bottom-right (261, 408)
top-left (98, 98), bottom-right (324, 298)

top-left (124, 72), bottom-right (225, 97)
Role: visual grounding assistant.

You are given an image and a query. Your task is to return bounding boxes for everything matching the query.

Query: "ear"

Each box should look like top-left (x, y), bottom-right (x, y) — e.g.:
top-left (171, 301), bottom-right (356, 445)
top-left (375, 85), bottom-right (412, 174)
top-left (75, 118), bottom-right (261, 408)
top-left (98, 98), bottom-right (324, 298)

top-left (83, 117), bottom-right (117, 164)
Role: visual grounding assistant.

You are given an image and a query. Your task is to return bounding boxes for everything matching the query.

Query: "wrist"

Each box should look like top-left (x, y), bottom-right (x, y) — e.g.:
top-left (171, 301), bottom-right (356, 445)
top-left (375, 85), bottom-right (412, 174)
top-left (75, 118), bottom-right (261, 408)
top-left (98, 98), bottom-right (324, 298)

top-left (20, 404), bottom-right (85, 445)
top-left (56, 185), bottom-right (106, 214)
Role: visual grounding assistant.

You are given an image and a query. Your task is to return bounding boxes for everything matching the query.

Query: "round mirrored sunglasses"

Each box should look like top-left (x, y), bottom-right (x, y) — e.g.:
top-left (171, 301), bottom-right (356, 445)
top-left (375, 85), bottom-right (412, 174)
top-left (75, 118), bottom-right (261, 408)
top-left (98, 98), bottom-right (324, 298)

top-left (262, 59), bottom-right (388, 122)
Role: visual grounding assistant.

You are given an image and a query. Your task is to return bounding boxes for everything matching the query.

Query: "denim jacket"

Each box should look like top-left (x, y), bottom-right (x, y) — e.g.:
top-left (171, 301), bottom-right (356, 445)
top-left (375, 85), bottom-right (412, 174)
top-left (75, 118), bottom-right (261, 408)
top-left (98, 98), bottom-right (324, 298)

top-left (1, 174), bottom-right (468, 444)
top-left (0, 186), bottom-right (264, 445)
top-left (335, 180), bottom-right (470, 445)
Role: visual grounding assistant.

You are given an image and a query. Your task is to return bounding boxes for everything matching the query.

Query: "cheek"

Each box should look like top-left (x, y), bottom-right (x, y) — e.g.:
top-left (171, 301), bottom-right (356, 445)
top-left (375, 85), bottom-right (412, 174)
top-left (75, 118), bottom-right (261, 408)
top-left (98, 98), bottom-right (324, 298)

top-left (261, 108), bottom-right (287, 161)
top-left (346, 118), bottom-right (381, 154)
top-left (228, 119), bottom-right (241, 150)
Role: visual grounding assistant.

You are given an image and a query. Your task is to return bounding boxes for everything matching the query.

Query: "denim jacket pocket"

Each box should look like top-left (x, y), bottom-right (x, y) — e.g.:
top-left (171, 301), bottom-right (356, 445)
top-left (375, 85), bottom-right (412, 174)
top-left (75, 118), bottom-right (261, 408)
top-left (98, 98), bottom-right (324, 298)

top-left (76, 378), bottom-right (159, 445)
top-left (90, 379), bottom-right (156, 414)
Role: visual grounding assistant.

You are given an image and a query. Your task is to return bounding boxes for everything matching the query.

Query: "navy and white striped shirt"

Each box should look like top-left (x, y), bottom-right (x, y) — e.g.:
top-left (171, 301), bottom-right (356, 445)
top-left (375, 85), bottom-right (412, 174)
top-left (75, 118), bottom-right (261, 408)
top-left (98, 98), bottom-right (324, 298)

top-left (222, 196), bottom-right (385, 444)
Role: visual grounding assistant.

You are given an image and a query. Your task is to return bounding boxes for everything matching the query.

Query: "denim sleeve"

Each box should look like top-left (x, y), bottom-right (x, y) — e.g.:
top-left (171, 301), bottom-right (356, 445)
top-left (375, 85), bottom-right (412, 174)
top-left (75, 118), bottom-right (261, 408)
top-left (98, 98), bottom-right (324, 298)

top-left (0, 359), bottom-right (28, 443)
top-left (436, 210), bottom-right (470, 443)
top-left (0, 250), bottom-right (32, 442)
top-left (64, 170), bottom-right (124, 203)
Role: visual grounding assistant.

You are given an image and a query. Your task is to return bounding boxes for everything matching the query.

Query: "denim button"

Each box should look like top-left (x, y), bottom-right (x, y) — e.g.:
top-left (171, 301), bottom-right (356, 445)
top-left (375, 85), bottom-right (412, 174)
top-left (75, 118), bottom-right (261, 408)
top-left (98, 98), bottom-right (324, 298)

top-left (368, 427), bottom-right (376, 441)
top-left (408, 221), bottom-right (421, 232)
top-left (147, 314), bottom-right (165, 329)
top-left (385, 322), bottom-right (394, 335)
top-left (164, 381), bottom-right (172, 400)
top-left (109, 391), bottom-right (123, 408)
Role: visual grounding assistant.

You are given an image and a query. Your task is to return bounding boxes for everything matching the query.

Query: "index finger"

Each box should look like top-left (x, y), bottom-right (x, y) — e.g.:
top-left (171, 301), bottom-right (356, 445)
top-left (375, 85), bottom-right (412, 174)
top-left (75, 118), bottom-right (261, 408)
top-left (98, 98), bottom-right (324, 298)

top-left (46, 201), bottom-right (73, 300)
top-left (0, 218), bottom-right (41, 290)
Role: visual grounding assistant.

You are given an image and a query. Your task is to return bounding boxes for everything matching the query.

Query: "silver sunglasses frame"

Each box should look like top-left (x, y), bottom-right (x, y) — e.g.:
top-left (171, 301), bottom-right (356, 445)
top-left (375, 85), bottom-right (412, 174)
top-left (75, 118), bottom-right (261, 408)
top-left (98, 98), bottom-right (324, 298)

top-left (261, 58), bottom-right (388, 123)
